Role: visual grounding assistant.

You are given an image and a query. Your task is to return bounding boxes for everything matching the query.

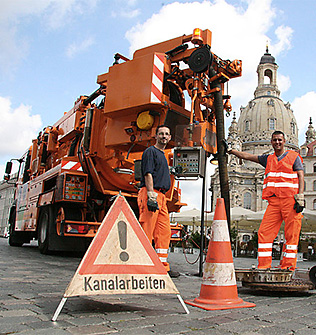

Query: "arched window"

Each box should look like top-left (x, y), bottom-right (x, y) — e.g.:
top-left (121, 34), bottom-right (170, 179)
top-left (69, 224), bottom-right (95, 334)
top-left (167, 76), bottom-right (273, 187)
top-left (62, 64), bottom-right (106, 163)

top-left (264, 69), bottom-right (273, 84)
top-left (291, 122), bottom-right (295, 135)
top-left (314, 163), bottom-right (316, 173)
top-left (314, 199), bottom-right (316, 210)
top-left (245, 120), bottom-right (250, 131)
top-left (243, 192), bottom-right (251, 209)
top-left (301, 148), bottom-right (307, 156)
top-left (314, 181), bottom-right (316, 191)
top-left (269, 118), bottom-right (275, 130)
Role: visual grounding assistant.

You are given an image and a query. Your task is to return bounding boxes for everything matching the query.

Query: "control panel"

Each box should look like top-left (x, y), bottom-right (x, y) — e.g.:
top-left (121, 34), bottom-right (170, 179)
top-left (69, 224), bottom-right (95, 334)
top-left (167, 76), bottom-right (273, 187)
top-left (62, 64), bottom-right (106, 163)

top-left (55, 173), bottom-right (87, 202)
top-left (173, 147), bottom-right (206, 178)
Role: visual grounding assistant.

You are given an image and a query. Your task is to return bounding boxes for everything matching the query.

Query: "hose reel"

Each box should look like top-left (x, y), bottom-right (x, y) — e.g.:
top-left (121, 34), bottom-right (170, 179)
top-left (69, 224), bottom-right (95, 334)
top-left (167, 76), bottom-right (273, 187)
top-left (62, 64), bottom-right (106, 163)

top-left (188, 46), bottom-right (213, 73)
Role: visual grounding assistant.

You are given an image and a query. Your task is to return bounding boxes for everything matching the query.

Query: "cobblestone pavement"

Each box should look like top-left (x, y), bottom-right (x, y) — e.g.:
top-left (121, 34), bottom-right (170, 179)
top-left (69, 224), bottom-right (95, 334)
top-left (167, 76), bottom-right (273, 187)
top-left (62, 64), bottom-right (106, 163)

top-left (0, 237), bottom-right (315, 335)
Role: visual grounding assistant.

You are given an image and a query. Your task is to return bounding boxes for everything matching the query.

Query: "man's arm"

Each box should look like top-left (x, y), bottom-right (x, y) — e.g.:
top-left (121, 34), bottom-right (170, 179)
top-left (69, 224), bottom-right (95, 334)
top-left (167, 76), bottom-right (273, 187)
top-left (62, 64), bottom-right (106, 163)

top-left (294, 169), bottom-right (305, 213)
top-left (144, 173), bottom-right (154, 192)
top-left (228, 149), bottom-right (260, 163)
top-left (297, 170), bottom-right (304, 194)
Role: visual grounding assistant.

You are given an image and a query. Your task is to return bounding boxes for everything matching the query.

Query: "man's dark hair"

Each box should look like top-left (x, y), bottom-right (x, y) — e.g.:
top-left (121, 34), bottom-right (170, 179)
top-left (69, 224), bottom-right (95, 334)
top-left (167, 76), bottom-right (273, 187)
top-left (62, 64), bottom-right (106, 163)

top-left (156, 125), bottom-right (171, 135)
top-left (271, 130), bottom-right (285, 139)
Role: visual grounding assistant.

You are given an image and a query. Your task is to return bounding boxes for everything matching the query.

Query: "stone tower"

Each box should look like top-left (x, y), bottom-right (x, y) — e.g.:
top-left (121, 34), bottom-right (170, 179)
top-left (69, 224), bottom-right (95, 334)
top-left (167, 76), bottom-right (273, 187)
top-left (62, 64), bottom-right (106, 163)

top-left (210, 47), bottom-right (300, 211)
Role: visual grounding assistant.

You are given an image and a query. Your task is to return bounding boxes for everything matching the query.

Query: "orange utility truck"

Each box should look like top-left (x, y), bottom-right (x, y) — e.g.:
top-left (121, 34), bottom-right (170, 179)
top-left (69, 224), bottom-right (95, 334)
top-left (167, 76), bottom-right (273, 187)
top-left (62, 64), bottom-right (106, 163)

top-left (5, 28), bottom-right (241, 253)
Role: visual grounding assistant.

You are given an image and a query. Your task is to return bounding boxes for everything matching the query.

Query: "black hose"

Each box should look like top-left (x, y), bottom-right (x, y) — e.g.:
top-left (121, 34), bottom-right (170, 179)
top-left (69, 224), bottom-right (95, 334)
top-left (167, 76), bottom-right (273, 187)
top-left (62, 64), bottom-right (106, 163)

top-left (209, 67), bottom-right (231, 236)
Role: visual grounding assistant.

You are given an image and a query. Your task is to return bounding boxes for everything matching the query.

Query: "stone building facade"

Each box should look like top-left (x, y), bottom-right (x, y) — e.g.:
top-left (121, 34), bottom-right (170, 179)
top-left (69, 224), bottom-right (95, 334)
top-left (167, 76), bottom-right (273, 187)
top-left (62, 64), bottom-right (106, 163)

top-left (0, 174), bottom-right (17, 236)
top-left (210, 48), bottom-right (301, 212)
top-left (299, 118), bottom-right (316, 210)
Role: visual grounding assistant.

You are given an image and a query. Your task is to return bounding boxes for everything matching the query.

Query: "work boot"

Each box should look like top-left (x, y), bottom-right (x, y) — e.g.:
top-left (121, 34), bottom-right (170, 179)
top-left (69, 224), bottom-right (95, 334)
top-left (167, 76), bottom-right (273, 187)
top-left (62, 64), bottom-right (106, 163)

top-left (168, 270), bottom-right (180, 278)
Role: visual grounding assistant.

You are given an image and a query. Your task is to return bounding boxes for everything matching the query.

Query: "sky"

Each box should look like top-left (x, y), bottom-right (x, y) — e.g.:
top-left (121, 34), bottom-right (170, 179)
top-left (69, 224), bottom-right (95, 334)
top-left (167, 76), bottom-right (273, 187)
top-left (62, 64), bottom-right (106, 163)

top-left (0, 0), bottom-right (315, 211)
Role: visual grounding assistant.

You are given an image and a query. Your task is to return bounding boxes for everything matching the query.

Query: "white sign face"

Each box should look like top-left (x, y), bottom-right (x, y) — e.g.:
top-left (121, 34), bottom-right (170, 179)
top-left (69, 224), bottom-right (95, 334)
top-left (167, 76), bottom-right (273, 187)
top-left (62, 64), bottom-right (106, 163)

top-left (64, 196), bottom-right (179, 297)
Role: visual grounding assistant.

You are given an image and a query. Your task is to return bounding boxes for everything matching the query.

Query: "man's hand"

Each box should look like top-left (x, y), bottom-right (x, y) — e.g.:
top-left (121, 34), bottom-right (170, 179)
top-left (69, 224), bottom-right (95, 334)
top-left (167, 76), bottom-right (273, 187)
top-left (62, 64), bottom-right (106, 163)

top-left (294, 194), bottom-right (305, 213)
top-left (223, 139), bottom-right (232, 154)
top-left (147, 191), bottom-right (159, 212)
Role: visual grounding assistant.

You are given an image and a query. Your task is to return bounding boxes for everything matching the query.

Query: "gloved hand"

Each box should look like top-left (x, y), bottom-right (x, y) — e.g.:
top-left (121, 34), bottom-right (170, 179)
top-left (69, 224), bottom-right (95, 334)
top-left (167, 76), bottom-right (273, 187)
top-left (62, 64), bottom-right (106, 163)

top-left (147, 191), bottom-right (159, 212)
top-left (223, 139), bottom-right (232, 154)
top-left (294, 194), bottom-right (305, 213)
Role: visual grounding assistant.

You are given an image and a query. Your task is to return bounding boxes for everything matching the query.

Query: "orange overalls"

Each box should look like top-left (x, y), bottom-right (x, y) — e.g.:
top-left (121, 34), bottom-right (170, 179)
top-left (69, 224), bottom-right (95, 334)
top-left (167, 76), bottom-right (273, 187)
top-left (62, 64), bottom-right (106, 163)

top-left (137, 187), bottom-right (171, 271)
top-left (258, 151), bottom-right (303, 270)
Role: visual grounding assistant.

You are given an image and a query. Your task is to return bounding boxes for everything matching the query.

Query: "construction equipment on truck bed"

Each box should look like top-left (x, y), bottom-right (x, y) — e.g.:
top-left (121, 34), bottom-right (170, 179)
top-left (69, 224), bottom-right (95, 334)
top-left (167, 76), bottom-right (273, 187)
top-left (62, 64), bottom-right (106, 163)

top-left (4, 28), bottom-right (242, 253)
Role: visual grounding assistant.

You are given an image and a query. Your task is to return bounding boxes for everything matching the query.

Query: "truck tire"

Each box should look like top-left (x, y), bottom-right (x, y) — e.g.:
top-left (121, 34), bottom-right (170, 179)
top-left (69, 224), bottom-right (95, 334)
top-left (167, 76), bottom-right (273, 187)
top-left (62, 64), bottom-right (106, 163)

top-left (38, 206), bottom-right (52, 254)
top-left (8, 208), bottom-right (23, 247)
top-left (309, 265), bottom-right (316, 286)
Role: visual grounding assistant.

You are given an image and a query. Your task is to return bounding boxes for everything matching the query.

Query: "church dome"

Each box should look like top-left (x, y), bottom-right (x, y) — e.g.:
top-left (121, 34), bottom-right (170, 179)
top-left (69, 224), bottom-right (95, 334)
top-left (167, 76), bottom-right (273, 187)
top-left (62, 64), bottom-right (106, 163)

top-left (238, 97), bottom-right (299, 153)
top-left (260, 47), bottom-right (276, 64)
top-left (237, 48), bottom-right (299, 154)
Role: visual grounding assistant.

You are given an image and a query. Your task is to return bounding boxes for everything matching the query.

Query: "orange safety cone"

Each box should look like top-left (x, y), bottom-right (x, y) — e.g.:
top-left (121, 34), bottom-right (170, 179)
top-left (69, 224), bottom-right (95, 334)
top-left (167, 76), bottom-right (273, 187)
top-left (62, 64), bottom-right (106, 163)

top-left (185, 198), bottom-right (256, 310)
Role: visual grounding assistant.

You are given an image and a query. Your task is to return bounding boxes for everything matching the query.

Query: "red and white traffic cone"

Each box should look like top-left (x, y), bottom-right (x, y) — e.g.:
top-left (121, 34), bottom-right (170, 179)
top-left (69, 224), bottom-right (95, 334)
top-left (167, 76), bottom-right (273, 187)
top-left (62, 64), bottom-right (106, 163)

top-left (185, 198), bottom-right (255, 310)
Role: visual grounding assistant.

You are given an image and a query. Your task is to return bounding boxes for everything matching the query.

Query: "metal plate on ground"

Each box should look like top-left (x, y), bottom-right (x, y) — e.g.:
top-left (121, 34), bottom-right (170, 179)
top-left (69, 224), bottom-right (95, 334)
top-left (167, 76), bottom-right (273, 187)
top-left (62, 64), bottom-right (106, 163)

top-left (235, 268), bottom-right (293, 283)
top-left (242, 279), bottom-right (312, 292)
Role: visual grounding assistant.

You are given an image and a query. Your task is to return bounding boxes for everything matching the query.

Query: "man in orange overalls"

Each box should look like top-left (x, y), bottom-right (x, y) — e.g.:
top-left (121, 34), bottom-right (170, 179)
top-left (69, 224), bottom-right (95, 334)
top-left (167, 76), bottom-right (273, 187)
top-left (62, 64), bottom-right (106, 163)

top-left (228, 131), bottom-right (304, 270)
top-left (137, 125), bottom-right (180, 278)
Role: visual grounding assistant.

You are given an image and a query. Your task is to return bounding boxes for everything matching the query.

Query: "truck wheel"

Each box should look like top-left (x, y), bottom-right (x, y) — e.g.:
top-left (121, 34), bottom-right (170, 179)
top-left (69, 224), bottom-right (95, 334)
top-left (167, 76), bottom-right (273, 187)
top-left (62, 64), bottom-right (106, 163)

top-left (38, 207), bottom-right (52, 254)
top-left (8, 208), bottom-right (23, 247)
top-left (309, 265), bottom-right (316, 286)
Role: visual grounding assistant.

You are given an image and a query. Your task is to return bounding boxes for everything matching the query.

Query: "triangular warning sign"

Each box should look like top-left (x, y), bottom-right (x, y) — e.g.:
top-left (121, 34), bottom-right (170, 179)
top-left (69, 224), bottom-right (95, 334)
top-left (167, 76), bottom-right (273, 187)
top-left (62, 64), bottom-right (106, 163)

top-left (64, 195), bottom-right (179, 297)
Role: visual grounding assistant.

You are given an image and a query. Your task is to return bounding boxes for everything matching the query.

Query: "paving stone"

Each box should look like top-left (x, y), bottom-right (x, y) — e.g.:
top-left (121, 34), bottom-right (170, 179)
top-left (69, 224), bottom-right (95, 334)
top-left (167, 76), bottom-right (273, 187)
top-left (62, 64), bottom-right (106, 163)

top-left (67, 324), bottom-right (116, 334)
top-left (1, 238), bottom-right (316, 335)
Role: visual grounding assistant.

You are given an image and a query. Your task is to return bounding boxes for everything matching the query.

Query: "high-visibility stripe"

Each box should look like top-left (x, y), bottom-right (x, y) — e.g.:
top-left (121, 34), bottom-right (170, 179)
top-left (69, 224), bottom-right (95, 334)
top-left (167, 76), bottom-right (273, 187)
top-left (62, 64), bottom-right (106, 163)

top-left (159, 257), bottom-right (167, 262)
top-left (283, 252), bottom-right (296, 259)
top-left (202, 262), bottom-right (236, 286)
top-left (258, 251), bottom-right (272, 257)
top-left (62, 161), bottom-right (83, 171)
top-left (263, 182), bottom-right (299, 189)
top-left (211, 220), bottom-right (230, 241)
top-left (152, 68), bottom-right (163, 86)
top-left (156, 248), bottom-right (168, 254)
top-left (258, 243), bottom-right (273, 249)
top-left (266, 172), bottom-right (298, 179)
top-left (154, 54), bottom-right (164, 75)
top-left (151, 83), bottom-right (162, 102)
top-left (151, 53), bottom-right (164, 103)
top-left (285, 244), bottom-right (297, 250)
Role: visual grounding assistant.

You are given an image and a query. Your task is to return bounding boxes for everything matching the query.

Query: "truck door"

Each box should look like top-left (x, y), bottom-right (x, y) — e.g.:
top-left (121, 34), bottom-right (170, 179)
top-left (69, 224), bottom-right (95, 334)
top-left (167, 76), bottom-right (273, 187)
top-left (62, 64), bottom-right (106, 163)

top-left (15, 153), bottom-right (31, 231)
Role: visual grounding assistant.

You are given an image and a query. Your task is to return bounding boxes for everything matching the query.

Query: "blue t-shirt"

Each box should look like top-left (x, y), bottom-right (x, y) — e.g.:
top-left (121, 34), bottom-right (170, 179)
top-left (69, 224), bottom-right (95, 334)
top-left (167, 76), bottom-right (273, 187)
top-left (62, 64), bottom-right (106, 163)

top-left (140, 146), bottom-right (171, 191)
top-left (258, 151), bottom-right (303, 171)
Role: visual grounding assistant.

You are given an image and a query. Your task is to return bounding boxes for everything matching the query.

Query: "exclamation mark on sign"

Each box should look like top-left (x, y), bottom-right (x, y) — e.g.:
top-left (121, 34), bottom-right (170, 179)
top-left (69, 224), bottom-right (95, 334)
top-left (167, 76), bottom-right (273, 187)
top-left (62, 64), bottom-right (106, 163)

top-left (118, 221), bottom-right (129, 262)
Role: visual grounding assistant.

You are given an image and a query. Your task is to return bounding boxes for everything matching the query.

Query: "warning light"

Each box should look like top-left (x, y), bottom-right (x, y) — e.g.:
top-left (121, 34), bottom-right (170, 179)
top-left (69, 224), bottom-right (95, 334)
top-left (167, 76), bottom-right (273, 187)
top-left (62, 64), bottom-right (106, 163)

top-left (191, 28), bottom-right (203, 45)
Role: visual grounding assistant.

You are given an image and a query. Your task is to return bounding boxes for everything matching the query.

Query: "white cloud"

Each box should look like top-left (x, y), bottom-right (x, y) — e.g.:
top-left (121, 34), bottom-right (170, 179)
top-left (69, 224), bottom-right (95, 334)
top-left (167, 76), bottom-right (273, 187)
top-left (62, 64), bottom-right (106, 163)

top-left (291, 91), bottom-right (316, 143)
top-left (0, 0), bottom-right (98, 73)
top-left (66, 37), bottom-right (95, 58)
top-left (111, 0), bottom-right (140, 19)
top-left (278, 74), bottom-right (291, 95)
top-left (272, 25), bottom-right (293, 55)
top-left (111, 8), bottom-right (140, 19)
top-left (125, 0), bottom-right (293, 114)
top-left (0, 96), bottom-right (42, 158)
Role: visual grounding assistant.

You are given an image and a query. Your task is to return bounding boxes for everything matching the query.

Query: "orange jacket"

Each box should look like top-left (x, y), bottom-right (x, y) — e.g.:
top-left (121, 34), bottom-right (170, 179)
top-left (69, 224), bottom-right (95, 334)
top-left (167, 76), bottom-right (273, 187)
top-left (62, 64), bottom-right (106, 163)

top-left (262, 151), bottom-right (300, 199)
